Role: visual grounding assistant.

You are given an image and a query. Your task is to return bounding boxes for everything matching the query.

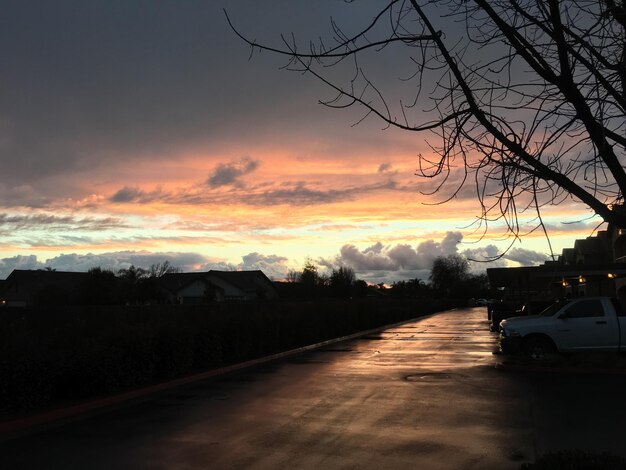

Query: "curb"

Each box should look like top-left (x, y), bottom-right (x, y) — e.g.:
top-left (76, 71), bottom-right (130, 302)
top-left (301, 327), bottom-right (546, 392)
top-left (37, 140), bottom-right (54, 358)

top-left (0, 313), bottom-right (436, 439)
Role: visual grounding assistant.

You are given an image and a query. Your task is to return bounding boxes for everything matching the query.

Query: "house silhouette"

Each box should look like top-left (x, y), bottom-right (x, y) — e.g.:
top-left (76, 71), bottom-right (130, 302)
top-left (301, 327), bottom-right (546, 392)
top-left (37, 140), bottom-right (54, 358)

top-left (0, 269), bottom-right (278, 307)
top-left (158, 270), bottom-right (278, 304)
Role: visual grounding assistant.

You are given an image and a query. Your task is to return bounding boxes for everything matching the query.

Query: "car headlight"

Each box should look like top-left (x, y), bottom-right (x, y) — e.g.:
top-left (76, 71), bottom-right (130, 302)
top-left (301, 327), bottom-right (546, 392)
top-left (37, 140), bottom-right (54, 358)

top-left (501, 326), bottom-right (520, 337)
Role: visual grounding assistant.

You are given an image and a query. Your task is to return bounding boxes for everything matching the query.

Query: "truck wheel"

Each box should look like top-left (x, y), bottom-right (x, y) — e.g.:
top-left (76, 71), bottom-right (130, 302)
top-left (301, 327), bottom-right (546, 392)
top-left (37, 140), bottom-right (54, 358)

top-left (523, 337), bottom-right (555, 361)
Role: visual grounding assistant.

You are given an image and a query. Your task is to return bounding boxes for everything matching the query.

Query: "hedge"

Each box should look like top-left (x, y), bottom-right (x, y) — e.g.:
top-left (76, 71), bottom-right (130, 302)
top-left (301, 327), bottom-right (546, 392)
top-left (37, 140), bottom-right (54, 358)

top-left (0, 297), bottom-right (459, 413)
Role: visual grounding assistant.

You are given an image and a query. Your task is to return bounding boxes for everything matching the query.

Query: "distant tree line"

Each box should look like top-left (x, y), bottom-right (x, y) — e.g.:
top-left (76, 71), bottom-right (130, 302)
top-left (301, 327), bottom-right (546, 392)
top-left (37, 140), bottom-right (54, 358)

top-left (283, 261), bottom-right (368, 299)
top-left (428, 254), bottom-right (490, 299)
top-left (282, 254), bottom-right (491, 301)
top-left (39, 255), bottom-right (491, 305)
top-left (35, 261), bottom-right (181, 307)
top-left (84, 261), bottom-right (181, 305)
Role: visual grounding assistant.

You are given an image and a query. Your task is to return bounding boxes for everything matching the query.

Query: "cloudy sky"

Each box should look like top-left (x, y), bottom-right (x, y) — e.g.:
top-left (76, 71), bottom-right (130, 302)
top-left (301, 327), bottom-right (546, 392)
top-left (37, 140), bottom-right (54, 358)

top-left (0, 0), bottom-right (602, 282)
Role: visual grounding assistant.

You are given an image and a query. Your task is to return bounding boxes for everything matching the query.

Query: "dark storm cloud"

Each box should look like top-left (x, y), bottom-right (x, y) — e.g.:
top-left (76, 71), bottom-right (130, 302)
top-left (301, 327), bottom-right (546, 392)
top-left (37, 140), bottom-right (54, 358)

top-left (207, 158), bottom-right (259, 188)
top-left (110, 187), bottom-right (166, 204)
top-left (0, 213), bottom-right (127, 232)
top-left (110, 179), bottom-right (398, 206)
top-left (378, 163), bottom-right (393, 173)
top-left (110, 187), bottom-right (146, 203)
top-left (20, 236), bottom-right (103, 248)
top-left (2, 1), bottom-right (230, 181)
top-left (0, 184), bottom-right (53, 209)
top-left (238, 181), bottom-right (397, 206)
top-left (0, 0), bottom-right (384, 193)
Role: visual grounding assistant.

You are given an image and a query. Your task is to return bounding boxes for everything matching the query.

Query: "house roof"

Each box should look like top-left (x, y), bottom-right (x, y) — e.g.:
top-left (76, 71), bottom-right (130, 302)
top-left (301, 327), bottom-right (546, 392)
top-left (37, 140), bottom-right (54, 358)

top-left (574, 237), bottom-right (610, 255)
top-left (158, 272), bottom-right (213, 293)
top-left (208, 270), bottom-right (274, 294)
top-left (1, 269), bottom-right (87, 299)
top-left (0, 269), bottom-right (278, 303)
top-left (158, 270), bottom-right (277, 296)
top-left (3, 269), bottom-right (86, 287)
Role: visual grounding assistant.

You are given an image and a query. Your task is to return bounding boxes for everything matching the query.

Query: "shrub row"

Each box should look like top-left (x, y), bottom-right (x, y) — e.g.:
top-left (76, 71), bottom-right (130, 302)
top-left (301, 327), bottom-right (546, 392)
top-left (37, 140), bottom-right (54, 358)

top-left (0, 298), bottom-right (459, 413)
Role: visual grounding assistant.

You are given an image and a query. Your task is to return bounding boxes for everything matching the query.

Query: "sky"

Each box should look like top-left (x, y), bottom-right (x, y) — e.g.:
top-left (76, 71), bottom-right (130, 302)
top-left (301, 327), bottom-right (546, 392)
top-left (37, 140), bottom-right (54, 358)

top-left (0, 0), bottom-right (605, 282)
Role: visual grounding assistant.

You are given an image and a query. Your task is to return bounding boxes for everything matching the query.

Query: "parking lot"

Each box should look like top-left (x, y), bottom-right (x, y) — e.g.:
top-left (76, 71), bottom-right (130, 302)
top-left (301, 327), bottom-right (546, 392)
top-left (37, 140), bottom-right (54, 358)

top-left (3, 307), bottom-right (626, 469)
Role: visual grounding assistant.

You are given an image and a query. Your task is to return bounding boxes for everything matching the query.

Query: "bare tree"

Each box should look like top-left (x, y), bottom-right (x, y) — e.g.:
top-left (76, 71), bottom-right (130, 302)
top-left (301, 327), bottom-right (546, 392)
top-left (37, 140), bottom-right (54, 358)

top-left (330, 265), bottom-right (356, 297)
top-left (286, 269), bottom-right (300, 283)
top-left (228, 1), bottom-right (626, 256)
top-left (148, 261), bottom-right (181, 278)
top-left (430, 254), bottom-right (469, 292)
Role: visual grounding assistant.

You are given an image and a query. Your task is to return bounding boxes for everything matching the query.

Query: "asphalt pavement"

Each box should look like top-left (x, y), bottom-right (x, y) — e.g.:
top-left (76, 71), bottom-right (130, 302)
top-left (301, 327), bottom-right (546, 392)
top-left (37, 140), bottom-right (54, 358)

top-left (2, 307), bottom-right (626, 469)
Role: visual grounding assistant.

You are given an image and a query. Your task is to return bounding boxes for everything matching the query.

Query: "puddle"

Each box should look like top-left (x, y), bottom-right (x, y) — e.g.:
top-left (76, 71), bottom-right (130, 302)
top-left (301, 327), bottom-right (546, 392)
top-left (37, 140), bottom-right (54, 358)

top-left (404, 372), bottom-right (452, 382)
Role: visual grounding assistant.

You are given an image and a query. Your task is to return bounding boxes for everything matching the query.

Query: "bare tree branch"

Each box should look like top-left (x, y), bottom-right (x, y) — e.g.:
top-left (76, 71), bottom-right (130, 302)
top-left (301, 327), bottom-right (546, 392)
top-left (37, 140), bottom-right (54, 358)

top-left (227, 0), bottom-right (626, 253)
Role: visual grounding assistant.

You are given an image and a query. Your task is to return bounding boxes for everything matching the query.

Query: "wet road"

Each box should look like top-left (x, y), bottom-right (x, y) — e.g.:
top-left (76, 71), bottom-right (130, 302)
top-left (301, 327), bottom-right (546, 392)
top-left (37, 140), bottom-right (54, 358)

top-left (3, 307), bottom-right (626, 469)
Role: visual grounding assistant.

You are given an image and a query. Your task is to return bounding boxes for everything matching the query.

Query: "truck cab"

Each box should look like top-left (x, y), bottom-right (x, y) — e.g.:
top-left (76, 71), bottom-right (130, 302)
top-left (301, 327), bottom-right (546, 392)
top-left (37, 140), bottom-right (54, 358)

top-left (499, 297), bottom-right (626, 357)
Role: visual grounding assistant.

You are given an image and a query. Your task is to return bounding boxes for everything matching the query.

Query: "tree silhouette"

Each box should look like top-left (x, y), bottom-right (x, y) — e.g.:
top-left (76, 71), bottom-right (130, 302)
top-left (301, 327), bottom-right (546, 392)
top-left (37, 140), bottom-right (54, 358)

top-left (430, 254), bottom-right (470, 293)
top-left (148, 261), bottom-right (181, 278)
top-left (79, 267), bottom-right (118, 305)
top-left (116, 265), bottom-right (149, 305)
top-left (329, 265), bottom-right (356, 297)
top-left (391, 278), bottom-right (427, 298)
top-left (228, 1), bottom-right (626, 253)
top-left (286, 269), bottom-right (300, 283)
top-left (299, 260), bottom-right (320, 298)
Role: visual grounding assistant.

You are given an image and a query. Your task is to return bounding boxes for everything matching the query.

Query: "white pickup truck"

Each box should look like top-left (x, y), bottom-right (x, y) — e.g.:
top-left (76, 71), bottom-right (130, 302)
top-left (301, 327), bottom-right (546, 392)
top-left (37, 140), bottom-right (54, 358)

top-left (499, 296), bottom-right (626, 359)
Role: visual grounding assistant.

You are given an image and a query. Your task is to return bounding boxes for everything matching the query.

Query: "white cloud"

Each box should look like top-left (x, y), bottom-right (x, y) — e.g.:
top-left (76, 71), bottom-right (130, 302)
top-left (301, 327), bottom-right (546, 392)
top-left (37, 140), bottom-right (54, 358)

top-left (336, 231), bottom-right (463, 272)
top-left (325, 232), bottom-right (547, 283)
top-left (0, 255), bottom-right (44, 276)
top-left (0, 250), bottom-right (292, 281)
top-left (0, 234), bottom-right (548, 284)
top-left (461, 244), bottom-right (548, 267)
top-left (505, 247), bottom-right (549, 265)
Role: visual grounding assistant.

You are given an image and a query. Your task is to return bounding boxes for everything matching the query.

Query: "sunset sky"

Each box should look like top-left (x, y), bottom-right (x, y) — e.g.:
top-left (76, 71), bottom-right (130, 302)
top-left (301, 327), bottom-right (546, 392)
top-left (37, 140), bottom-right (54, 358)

top-left (0, 0), bottom-right (605, 282)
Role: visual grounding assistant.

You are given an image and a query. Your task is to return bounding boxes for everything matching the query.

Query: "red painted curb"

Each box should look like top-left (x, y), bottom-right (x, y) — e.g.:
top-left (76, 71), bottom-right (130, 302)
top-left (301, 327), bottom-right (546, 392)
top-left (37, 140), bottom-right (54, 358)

top-left (0, 313), bottom-right (435, 438)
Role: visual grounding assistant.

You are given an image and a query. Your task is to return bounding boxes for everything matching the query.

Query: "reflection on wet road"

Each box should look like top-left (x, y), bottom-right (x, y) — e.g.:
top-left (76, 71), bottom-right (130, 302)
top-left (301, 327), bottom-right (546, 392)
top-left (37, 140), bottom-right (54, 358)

top-left (5, 307), bottom-right (624, 469)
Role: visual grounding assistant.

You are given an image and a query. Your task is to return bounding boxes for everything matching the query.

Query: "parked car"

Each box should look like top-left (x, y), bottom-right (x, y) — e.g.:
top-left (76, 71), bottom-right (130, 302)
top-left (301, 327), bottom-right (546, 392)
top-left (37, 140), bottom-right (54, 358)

top-left (470, 298), bottom-right (492, 308)
top-left (499, 297), bottom-right (626, 359)
top-left (489, 299), bottom-right (553, 332)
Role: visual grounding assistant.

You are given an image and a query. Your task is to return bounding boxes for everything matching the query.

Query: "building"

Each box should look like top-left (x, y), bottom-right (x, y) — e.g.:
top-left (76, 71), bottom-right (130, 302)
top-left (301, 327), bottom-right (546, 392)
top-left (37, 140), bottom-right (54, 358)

top-left (0, 269), bottom-right (279, 307)
top-left (0, 269), bottom-right (87, 307)
top-left (158, 270), bottom-right (278, 304)
top-left (487, 225), bottom-right (626, 304)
